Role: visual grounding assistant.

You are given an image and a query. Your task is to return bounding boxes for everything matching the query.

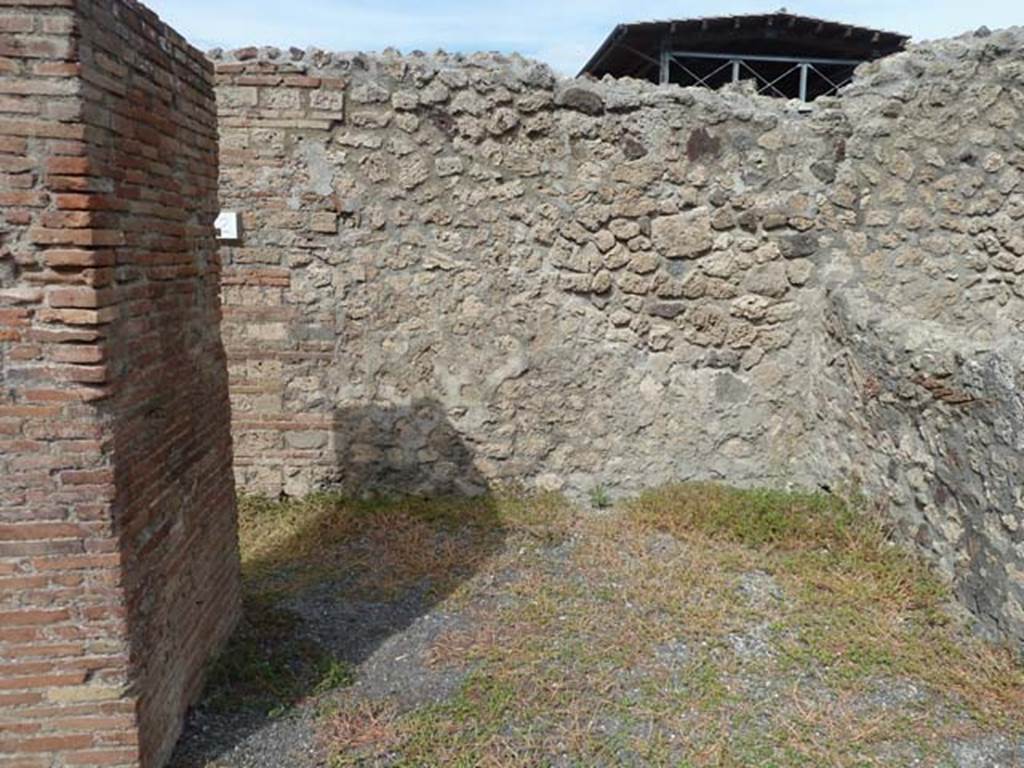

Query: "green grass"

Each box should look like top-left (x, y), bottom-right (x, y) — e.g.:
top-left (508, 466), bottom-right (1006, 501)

top-left (197, 483), bottom-right (1023, 767)
top-left (236, 489), bottom-right (571, 599)
top-left (627, 483), bottom-right (859, 548)
top-left (198, 489), bottom-right (573, 720)
top-left (629, 484), bottom-right (1022, 726)
top-left (203, 595), bottom-right (354, 716)
top-left (589, 484), bottom-right (612, 510)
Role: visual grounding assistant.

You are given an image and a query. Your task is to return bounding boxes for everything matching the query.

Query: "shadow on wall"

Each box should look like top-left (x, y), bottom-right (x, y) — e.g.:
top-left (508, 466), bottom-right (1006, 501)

top-left (170, 399), bottom-right (500, 767)
top-left (328, 399), bottom-right (489, 498)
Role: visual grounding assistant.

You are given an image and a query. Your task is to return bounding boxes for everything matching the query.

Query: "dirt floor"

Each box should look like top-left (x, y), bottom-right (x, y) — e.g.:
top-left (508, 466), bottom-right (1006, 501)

top-left (169, 486), bottom-right (1024, 768)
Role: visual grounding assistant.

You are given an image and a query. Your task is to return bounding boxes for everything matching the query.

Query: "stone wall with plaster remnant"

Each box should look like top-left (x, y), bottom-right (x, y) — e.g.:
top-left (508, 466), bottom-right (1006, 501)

top-left (212, 29), bottom-right (1024, 647)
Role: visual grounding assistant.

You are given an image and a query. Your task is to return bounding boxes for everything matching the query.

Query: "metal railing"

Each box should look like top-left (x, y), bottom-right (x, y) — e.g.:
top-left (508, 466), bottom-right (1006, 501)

top-left (659, 50), bottom-right (862, 101)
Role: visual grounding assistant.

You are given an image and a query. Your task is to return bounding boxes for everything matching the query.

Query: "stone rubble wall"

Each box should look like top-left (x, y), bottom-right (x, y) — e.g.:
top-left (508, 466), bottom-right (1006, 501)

top-left (0, 2), bottom-right (239, 767)
top-left (213, 30), bottom-right (1024, 649)
top-left (812, 32), bottom-right (1024, 646)
top-left (214, 49), bottom-right (840, 500)
top-left (0, 8), bottom-right (1018, 768)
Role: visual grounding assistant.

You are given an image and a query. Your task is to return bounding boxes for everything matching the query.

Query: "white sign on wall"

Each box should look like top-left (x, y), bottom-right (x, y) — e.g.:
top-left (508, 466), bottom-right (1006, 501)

top-left (215, 211), bottom-right (239, 241)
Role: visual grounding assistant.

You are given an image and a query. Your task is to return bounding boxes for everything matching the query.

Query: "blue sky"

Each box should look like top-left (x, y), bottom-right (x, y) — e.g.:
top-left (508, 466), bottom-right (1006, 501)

top-left (145, 1), bottom-right (1022, 75)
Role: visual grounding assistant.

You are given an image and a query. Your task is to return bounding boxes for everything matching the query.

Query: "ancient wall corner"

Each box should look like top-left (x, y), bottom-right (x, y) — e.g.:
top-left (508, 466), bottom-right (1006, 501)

top-left (0, 2), bottom-right (240, 766)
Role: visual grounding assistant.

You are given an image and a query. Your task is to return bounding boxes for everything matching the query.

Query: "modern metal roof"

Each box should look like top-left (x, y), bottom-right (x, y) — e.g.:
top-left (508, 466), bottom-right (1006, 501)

top-left (580, 12), bottom-right (910, 80)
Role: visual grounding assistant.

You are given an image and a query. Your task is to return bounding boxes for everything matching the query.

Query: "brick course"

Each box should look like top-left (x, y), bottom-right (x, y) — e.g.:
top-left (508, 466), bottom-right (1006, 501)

top-left (0, 2), bottom-right (239, 767)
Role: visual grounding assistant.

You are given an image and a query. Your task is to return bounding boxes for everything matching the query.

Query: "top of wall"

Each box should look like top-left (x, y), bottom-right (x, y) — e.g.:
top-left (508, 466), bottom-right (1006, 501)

top-left (101, 0), bottom-right (214, 75)
top-left (210, 23), bottom-right (1024, 341)
top-left (207, 24), bottom-right (1024, 109)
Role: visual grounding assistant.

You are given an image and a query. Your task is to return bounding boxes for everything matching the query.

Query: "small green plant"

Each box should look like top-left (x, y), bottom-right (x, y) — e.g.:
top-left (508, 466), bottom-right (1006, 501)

top-left (315, 657), bottom-right (356, 695)
top-left (589, 484), bottom-right (612, 509)
top-left (202, 597), bottom-right (354, 716)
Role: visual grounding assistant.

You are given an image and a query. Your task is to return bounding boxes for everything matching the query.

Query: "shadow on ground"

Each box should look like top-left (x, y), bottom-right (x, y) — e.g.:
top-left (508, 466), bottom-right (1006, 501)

top-left (168, 464), bottom-right (1024, 766)
top-left (169, 399), bottom-right (505, 767)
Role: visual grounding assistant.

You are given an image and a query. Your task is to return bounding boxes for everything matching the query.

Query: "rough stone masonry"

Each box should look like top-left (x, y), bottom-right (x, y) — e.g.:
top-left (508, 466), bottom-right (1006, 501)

top-left (213, 30), bottom-right (1024, 650)
top-left (1, 2), bottom-right (1023, 765)
top-left (0, 2), bottom-right (239, 767)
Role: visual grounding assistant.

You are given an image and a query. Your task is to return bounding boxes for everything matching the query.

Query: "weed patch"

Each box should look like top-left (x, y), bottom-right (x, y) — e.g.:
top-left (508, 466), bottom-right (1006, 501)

top-left (186, 485), bottom-right (1023, 768)
top-left (203, 596), bottom-right (354, 717)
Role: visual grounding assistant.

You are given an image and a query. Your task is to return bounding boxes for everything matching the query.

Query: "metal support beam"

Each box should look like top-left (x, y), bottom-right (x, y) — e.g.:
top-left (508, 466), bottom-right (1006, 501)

top-left (662, 49), bottom-right (861, 100)
top-left (667, 49), bottom-right (863, 67)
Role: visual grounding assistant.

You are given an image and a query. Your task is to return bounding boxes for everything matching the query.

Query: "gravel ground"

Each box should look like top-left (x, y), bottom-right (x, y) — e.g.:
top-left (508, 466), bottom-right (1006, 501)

top-left (169, 518), bottom-right (1024, 768)
top-left (169, 580), bottom-right (472, 768)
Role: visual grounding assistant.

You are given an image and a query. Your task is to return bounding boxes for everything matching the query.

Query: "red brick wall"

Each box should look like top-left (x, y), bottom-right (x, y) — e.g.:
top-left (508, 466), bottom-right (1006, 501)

top-left (214, 56), bottom-right (348, 497)
top-left (0, 2), bottom-right (240, 767)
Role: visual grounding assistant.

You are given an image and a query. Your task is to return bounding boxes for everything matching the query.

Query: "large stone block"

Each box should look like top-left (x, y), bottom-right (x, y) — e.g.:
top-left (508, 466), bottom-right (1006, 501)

top-left (652, 208), bottom-right (714, 259)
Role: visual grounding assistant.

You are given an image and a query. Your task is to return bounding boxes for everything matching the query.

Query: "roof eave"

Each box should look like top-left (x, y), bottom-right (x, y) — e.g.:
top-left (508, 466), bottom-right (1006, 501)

top-left (578, 14), bottom-right (910, 76)
top-left (578, 24), bottom-right (625, 77)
